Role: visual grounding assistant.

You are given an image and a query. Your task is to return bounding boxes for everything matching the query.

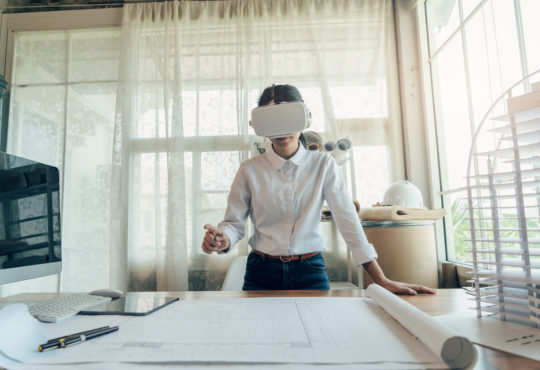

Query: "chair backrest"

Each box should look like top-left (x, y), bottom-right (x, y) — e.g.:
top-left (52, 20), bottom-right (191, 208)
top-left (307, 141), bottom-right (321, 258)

top-left (221, 255), bottom-right (248, 291)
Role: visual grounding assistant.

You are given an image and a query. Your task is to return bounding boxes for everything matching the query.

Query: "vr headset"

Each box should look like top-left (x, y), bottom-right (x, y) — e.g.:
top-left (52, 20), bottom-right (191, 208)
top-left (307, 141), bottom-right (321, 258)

top-left (250, 101), bottom-right (311, 138)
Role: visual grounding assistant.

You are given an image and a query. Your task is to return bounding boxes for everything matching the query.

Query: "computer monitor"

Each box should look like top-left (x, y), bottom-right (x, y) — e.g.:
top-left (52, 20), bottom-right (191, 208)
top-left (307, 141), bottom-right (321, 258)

top-left (0, 152), bottom-right (62, 284)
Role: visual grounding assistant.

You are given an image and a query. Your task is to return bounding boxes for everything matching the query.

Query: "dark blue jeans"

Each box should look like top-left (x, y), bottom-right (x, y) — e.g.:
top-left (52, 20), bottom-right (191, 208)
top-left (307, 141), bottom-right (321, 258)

top-left (242, 251), bottom-right (330, 290)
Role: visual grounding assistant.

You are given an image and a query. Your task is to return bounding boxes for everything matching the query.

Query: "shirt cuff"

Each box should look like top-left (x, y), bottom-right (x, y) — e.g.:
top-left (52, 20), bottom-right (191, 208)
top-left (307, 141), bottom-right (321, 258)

top-left (350, 243), bottom-right (378, 267)
top-left (218, 225), bottom-right (239, 251)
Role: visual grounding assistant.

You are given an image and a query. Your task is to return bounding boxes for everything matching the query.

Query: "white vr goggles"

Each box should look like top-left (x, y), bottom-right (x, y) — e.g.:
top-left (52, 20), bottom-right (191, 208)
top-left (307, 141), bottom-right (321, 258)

top-left (250, 101), bottom-right (312, 138)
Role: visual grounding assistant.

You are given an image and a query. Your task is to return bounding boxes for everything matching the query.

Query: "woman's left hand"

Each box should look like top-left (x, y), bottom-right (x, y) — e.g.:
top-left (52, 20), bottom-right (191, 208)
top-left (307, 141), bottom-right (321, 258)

top-left (380, 280), bottom-right (437, 295)
top-left (362, 260), bottom-right (437, 295)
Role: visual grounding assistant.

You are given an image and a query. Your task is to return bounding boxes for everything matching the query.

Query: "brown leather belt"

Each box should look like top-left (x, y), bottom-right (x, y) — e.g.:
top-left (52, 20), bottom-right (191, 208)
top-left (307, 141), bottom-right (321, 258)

top-left (252, 249), bottom-right (320, 262)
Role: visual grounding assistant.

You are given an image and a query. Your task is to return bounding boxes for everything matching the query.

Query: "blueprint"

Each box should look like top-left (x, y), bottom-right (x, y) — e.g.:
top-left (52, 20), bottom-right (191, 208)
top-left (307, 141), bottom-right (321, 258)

top-left (0, 292), bottom-right (462, 368)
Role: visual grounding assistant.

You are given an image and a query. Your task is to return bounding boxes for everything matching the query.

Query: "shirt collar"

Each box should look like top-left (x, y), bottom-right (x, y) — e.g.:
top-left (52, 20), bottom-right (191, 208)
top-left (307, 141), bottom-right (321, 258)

top-left (266, 141), bottom-right (307, 171)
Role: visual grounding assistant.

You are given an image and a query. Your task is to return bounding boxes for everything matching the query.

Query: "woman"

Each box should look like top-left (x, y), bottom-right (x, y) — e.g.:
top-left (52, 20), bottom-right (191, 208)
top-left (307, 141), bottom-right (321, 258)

top-left (202, 84), bottom-right (436, 294)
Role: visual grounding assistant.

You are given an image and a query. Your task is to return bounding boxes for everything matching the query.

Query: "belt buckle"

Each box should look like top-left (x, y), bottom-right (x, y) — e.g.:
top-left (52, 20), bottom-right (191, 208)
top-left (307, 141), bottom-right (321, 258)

top-left (280, 255), bottom-right (294, 262)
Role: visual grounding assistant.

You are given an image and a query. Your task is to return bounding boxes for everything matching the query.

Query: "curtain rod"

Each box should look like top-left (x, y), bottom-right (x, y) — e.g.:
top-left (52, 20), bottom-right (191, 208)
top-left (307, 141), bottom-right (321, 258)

top-left (1, 0), bottom-right (220, 14)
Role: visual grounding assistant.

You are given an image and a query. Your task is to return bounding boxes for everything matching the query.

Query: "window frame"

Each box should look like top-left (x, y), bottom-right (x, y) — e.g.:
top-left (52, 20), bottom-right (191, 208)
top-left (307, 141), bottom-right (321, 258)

top-left (0, 9), bottom-right (123, 83)
top-left (417, 0), bottom-right (535, 265)
top-left (0, 8), bottom-right (122, 155)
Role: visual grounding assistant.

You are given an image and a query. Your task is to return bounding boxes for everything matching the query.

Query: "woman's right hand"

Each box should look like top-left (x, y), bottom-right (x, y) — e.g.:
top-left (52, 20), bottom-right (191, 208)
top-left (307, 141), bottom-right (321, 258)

top-left (201, 224), bottom-right (231, 254)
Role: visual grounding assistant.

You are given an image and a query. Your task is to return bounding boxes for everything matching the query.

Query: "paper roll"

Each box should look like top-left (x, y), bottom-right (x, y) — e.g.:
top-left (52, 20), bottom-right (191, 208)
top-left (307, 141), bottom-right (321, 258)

top-left (0, 304), bottom-right (47, 359)
top-left (359, 206), bottom-right (446, 221)
top-left (367, 284), bottom-right (477, 369)
top-left (321, 200), bottom-right (360, 221)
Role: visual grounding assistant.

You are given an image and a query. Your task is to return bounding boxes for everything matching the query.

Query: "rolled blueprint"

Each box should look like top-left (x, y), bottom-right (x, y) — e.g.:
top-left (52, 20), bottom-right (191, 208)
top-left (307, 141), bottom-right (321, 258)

top-left (359, 206), bottom-right (446, 221)
top-left (367, 284), bottom-right (477, 369)
top-left (0, 304), bottom-right (47, 361)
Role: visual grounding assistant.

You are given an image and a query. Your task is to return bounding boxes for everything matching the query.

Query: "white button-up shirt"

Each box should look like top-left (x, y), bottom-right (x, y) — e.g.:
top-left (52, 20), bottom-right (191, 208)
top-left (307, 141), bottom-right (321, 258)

top-left (218, 143), bottom-right (377, 266)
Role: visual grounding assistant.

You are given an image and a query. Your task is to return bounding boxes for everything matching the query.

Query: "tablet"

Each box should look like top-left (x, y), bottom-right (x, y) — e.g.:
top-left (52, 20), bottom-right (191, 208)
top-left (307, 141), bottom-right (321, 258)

top-left (79, 296), bottom-right (179, 316)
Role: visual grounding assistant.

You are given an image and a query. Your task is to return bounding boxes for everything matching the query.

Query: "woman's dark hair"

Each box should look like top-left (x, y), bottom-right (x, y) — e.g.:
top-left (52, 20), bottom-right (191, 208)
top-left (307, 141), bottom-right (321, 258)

top-left (258, 84), bottom-right (303, 106)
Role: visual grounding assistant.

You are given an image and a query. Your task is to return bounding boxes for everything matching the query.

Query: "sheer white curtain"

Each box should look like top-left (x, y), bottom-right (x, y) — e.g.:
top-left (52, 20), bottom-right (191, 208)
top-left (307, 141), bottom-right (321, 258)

top-left (110, 0), bottom-right (396, 292)
top-left (2, 26), bottom-right (121, 297)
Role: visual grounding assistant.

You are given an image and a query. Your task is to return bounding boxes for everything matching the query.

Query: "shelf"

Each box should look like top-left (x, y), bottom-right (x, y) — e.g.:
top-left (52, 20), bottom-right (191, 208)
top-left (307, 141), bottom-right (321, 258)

top-left (476, 142), bottom-right (540, 158)
top-left (489, 117), bottom-right (540, 134)
top-left (500, 129), bottom-right (540, 144)
top-left (475, 270), bottom-right (540, 285)
top-left (468, 193), bottom-right (540, 200)
top-left (465, 226), bottom-right (540, 231)
top-left (475, 259), bottom-right (540, 269)
top-left (474, 168), bottom-right (540, 181)
top-left (504, 156), bottom-right (540, 165)
top-left (466, 248), bottom-right (540, 256)
top-left (466, 237), bottom-right (540, 244)
top-left (475, 280), bottom-right (540, 292)
top-left (491, 106), bottom-right (540, 122)
top-left (464, 179), bottom-right (540, 191)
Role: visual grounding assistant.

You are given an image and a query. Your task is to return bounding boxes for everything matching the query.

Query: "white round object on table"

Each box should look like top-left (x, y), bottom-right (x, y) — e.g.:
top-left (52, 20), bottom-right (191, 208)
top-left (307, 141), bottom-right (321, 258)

top-left (382, 180), bottom-right (424, 208)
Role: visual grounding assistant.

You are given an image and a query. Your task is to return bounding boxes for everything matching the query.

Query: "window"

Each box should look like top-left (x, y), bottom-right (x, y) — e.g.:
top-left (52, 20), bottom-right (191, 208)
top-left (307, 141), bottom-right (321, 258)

top-left (422, 0), bottom-right (540, 263)
top-left (4, 26), bottom-right (120, 294)
top-left (2, 3), bottom-right (401, 292)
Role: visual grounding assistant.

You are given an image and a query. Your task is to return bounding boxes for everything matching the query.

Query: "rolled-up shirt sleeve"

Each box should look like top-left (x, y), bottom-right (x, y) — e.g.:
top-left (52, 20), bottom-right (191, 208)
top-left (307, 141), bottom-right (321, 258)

top-left (322, 156), bottom-right (378, 266)
top-left (217, 163), bottom-right (251, 250)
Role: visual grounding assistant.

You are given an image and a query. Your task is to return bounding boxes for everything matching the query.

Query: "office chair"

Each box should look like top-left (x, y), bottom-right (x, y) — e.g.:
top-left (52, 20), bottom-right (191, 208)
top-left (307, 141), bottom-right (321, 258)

top-left (221, 255), bottom-right (248, 291)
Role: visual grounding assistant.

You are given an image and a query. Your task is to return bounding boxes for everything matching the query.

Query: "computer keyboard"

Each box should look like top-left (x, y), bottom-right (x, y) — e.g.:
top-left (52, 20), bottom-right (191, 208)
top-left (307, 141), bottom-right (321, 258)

top-left (27, 293), bottom-right (112, 323)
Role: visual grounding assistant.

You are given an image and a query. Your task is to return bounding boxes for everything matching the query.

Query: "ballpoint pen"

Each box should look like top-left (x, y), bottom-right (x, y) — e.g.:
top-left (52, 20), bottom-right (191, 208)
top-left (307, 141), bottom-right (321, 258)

top-left (38, 326), bottom-right (119, 352)
top-left (44, 326), bottom-right (111, 344)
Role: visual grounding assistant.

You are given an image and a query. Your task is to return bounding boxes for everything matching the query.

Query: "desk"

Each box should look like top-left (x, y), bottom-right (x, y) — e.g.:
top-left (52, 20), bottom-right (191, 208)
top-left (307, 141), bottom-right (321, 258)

top-left (1, 288), bottom-right (538, 369)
